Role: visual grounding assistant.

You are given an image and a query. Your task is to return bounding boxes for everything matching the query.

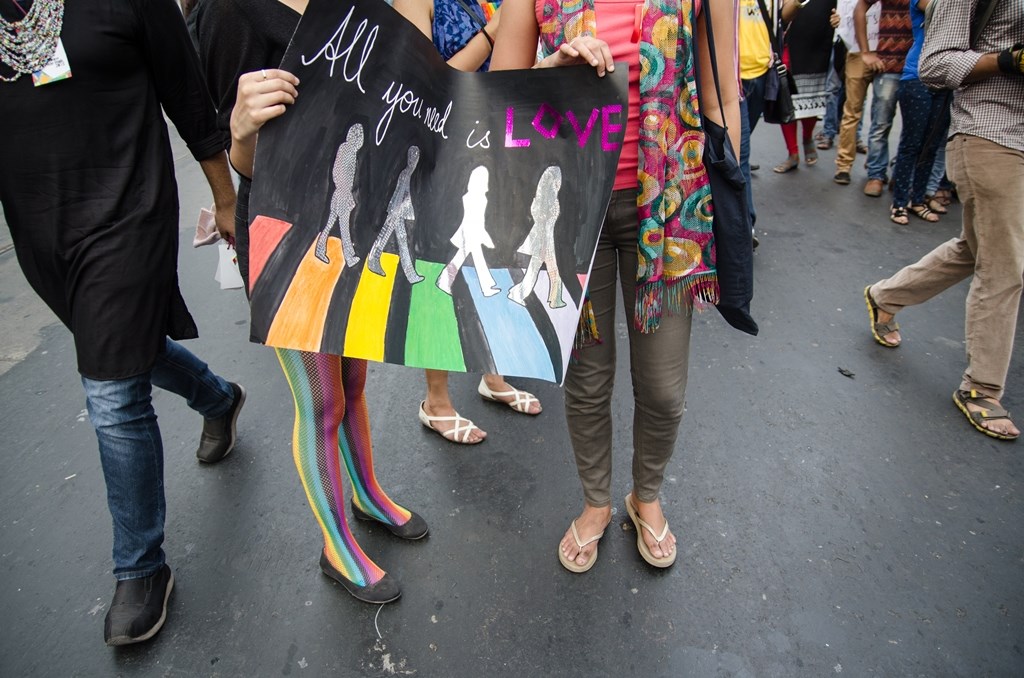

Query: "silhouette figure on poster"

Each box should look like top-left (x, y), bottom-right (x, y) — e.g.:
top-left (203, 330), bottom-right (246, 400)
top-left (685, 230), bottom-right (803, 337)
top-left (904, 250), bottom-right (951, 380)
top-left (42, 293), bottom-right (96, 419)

top-left (367, 146), bottom-right (424, 283)
top-left (437, 166), bottom-right (499, 297)
top-left (508, 166), bottom-right (565, 308)
top-left (315, 124), bottom-right (363, 266)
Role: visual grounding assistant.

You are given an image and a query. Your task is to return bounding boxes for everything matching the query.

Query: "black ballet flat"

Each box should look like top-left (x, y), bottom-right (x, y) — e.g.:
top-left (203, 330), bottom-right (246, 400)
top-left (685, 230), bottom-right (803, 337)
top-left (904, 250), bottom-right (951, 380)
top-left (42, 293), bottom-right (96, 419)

top-left (318, 551), bottom-right (401, 604)
top-left (350, 502), bottom-right (429, 540)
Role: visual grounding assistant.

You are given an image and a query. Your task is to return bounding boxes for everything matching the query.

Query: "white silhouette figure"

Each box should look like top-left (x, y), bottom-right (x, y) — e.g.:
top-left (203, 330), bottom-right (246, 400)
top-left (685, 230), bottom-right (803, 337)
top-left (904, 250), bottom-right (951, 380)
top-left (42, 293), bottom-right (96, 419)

top-left (508, 166), bottom-right (565, 308)
top-left (437, 166), bottom-right (499, 297)
top-left (367, 146), bottom-right (424, 284)
top-left (315, 124), bottom-right (363, 266)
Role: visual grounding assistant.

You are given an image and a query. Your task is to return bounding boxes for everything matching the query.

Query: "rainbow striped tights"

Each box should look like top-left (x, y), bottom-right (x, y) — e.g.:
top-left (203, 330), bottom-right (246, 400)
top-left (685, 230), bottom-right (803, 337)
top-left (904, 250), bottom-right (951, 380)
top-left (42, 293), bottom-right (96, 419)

top-left (276, 349), bottom-right (411, 587)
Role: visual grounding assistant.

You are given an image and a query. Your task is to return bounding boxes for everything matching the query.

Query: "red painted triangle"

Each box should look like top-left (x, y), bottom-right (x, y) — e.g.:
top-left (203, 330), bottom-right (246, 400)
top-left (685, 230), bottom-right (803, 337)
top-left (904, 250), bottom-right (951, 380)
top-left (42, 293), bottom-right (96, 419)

top-left (248, 215), bottom-right (292, 292)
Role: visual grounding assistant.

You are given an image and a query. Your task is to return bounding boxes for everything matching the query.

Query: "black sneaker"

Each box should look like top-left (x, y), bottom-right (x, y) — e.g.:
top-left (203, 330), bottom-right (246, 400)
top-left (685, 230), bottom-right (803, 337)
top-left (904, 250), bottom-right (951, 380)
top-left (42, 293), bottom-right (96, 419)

top-left (834, 171), bottom-right (851, 185)
top-left (196, 382), bottom-right (246, 463)
top-left (104, 565), bottom-right (174, 646)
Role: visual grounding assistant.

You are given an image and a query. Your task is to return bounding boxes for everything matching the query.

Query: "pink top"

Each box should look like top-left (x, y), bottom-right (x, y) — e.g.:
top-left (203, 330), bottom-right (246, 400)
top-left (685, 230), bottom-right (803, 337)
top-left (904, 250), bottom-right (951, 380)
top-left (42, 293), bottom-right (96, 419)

top-left (536, 0), bottom-right (703, 191)
top-left (592, 0), bottom-right (641, 189)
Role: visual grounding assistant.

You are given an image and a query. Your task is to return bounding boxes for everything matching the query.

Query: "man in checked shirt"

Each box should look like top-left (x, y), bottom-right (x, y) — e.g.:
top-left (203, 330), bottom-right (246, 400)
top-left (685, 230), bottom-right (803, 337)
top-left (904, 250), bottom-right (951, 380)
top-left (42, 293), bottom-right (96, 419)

top-left (864, 0), bottom-right (1023, 441)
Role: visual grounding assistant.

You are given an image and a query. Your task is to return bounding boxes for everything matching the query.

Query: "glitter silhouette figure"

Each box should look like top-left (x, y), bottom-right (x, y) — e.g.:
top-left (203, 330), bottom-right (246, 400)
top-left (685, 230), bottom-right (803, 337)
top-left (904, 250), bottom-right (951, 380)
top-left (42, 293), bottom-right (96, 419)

top-left (508, 166), bottom-right (565, 308)
top-left (437, 166), bottom-right (499, 297)
top-left (367, 146), bottom-right (424, 284)
top-left (315, 124), bottom-right (364, 266)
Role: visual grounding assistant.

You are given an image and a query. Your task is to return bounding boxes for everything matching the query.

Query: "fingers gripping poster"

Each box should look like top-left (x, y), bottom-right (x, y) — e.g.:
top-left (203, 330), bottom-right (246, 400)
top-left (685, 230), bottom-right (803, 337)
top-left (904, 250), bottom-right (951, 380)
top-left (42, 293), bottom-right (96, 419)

top-left (248, 0), bottom-right (627, 384)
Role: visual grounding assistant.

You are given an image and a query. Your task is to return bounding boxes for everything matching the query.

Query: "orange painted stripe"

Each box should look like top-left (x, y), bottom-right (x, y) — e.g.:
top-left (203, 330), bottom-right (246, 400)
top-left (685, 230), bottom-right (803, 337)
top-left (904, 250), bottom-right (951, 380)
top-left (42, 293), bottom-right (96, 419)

top-left (265, 238), bottom-right (345, 353)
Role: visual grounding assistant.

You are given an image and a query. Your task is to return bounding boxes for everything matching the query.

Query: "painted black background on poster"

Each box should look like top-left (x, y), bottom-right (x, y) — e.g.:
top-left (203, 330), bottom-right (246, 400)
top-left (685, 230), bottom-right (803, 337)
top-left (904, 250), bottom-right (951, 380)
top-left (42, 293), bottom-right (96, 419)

top-left (249, 0), bottom-right (627, 357)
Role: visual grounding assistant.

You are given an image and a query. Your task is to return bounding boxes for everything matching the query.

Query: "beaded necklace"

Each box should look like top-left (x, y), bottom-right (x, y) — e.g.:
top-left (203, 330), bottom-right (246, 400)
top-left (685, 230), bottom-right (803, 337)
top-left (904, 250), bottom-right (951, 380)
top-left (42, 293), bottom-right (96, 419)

top-left (0, 0), bottom-right (66, 82)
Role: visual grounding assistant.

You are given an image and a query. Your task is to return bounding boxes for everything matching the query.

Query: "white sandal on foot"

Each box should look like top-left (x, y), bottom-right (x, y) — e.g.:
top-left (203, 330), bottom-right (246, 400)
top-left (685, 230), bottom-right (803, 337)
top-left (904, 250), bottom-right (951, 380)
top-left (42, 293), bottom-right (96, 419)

top-left (477, 377), bottom-right (541, 415)
top-left (558, 520), bottom-right (605, 573)
top-left (418, 401), bottom-right (483, 444)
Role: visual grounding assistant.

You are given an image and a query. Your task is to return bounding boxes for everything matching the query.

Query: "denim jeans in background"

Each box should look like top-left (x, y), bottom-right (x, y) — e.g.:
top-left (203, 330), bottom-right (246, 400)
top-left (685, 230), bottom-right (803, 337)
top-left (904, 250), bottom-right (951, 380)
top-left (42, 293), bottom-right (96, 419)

top-left (866, 73), bottom-right (901, 181)
top-left (739, 98), bottom-right (756, 227)
top-left (742, 73), bottom-right (767, 134)
top-left (83, 338), bottom-right (234, 580)
top-left (822, 67), bottom-right (865, 141)
top-left (927, 141), bottom-right (950, 196)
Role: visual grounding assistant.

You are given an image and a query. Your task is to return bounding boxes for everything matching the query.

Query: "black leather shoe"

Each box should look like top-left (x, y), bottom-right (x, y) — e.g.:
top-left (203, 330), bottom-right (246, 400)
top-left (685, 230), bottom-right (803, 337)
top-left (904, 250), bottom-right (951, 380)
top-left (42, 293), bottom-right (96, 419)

top-left (833, 171), bottom-right (851, 185)
top-left (319, 551), bottom-right (401, 604)
top-left (196, 382), bottom-right (246, 463)
top-left (351, 502), bottom-right (429, 540)
top-left (104, 565), bottom-right (174, 646)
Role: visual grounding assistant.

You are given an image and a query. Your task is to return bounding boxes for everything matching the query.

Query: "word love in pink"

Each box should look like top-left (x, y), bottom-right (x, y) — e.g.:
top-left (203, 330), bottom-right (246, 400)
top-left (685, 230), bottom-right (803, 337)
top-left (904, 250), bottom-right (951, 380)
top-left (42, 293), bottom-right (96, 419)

top-left (505, 104), bottom-right (623, 151)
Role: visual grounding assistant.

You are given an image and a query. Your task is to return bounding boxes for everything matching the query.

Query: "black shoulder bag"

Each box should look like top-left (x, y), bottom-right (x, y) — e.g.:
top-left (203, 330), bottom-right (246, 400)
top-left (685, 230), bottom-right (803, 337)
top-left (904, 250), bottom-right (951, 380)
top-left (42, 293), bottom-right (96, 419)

top-left (756, 0), bottom-right (796, 125)
top-left (698, 0), bottom-right (758, 336)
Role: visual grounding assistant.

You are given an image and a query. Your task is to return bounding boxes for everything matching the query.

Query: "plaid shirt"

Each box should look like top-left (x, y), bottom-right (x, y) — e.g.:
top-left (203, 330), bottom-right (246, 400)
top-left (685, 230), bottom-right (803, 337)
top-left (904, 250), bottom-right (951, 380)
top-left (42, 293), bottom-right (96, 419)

top-left (919, 0), bottom-right (1024, 153)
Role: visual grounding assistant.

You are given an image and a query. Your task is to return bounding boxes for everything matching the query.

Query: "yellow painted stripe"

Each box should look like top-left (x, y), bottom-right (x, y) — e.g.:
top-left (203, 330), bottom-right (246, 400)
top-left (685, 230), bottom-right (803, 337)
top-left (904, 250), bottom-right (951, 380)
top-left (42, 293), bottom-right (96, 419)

top-left (266, 239), bottom-right (344, 353)
top-left (343, 253), bottom-right (399, 362)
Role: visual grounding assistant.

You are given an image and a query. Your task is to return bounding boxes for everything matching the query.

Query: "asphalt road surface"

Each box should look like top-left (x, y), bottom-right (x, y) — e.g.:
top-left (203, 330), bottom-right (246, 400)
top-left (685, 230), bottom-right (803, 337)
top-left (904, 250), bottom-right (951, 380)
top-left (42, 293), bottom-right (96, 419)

top-left (1, 119), bottom-right (1021, 677)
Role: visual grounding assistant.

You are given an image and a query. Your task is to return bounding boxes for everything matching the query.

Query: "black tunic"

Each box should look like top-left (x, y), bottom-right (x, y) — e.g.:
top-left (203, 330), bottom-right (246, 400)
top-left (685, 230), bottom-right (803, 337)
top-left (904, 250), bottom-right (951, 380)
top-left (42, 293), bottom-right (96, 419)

top-left (0, 0), bottom-right (226, 380)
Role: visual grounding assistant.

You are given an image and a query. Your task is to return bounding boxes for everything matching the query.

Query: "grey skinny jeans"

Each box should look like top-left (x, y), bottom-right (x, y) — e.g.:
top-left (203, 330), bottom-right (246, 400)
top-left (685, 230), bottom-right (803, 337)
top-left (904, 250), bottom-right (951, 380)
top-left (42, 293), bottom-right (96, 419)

top-left (564, 189), bottom-right (693, 507)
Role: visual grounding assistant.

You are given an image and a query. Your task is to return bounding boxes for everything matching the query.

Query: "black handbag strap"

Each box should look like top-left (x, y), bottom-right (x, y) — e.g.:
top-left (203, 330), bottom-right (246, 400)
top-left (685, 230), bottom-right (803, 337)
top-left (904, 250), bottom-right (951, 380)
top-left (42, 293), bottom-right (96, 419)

top-left (755, 0), bottom-right (781, 51)
top-left (971, 0), bottom-right (999, 47)
top-left (700, 0), bottom-right (727, 131)
top-left (453, 0), bottom-right (487, 30)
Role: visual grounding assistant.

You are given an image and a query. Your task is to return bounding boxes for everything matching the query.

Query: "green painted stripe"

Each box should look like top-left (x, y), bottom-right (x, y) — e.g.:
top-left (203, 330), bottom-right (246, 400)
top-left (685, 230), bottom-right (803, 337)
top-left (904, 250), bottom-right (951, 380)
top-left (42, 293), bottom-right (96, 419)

top-left (404, 260), bottom-right (466, 371)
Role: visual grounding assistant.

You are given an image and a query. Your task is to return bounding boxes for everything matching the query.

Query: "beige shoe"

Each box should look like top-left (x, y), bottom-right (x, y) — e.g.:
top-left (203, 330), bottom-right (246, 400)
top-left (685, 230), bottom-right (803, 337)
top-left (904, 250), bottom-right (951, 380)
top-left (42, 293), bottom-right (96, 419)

top-left (863, 178), bottom-right (885, 197)
top-left (558, 520), bottom-right (605, 573)
top-left (624, 493), bottom-right (676, 568)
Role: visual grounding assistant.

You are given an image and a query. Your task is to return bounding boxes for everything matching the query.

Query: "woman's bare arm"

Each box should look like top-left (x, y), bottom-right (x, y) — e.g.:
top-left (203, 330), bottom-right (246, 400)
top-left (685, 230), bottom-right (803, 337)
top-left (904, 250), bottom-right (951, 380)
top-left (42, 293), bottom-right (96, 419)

top-left (695, 0), bottom-right (741, 152)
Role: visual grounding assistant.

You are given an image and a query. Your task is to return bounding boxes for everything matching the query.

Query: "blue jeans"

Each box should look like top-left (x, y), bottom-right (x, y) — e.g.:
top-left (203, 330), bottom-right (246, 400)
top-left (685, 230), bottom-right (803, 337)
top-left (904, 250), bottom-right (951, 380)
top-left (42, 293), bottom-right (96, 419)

top-left (866, 73), bottom-right (901, 181)
top-left (927, 142), bottom-right (949, 196)
top-left (742, 73), bottom-right (767, 134)
top-left (740, 73), bottom-right (768, 227)
top-left (822, 68), bottom-right (865, 141)
top-left (891, 78), bottom-right (951, 206)
top-left (740, 98), bottom-right (756, 227)
top-left (83, 338), bottom-right (234, 580)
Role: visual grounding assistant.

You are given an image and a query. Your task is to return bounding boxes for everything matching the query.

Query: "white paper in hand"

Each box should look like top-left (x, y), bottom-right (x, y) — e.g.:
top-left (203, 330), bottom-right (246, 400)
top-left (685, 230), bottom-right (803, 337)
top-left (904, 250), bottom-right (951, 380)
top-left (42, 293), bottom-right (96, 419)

top-left (215, 242), bottom-right (245, 290)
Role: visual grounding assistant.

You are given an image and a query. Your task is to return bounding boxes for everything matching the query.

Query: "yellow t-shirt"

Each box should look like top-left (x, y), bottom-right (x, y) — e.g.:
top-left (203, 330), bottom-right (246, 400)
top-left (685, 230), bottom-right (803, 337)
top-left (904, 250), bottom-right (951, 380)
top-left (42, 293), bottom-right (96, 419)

top-left (739, 0), bottom-right (772, 80)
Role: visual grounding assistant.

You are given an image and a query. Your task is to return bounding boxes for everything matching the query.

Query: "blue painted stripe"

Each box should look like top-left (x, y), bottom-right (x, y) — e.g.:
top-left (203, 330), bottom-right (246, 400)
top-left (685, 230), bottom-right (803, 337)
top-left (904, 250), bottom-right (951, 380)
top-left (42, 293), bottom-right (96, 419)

top-left (461, 268), bottom-right (555, 382)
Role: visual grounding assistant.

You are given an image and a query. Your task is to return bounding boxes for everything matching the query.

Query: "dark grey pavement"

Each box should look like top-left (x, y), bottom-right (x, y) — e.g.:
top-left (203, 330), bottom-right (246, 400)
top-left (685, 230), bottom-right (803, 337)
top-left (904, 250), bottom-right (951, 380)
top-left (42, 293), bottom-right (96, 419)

top-left (1, 122), bottom-right (1022, 678)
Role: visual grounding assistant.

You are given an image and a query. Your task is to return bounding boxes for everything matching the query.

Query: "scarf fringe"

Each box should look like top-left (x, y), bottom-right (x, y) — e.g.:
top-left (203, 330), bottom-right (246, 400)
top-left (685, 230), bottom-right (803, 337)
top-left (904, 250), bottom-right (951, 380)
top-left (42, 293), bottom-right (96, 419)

top-left (634, 273), bottom-right (719, 333)
top-left (572, 298), bottom-right (602, 362)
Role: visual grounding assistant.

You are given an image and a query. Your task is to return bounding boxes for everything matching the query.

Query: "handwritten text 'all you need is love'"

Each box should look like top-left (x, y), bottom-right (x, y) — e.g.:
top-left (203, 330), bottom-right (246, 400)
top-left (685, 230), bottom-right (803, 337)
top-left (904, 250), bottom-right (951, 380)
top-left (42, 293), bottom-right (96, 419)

top-left (299, 5), bottom-right (624, 153)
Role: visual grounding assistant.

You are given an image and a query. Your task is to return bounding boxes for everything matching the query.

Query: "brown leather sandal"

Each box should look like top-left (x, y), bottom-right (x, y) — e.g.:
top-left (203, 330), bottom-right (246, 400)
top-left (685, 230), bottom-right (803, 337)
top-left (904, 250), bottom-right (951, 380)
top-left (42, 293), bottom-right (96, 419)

top-left (864, 286), bottom-right (900, 347)
top-left (953, 390), bottom-right (1019, 441)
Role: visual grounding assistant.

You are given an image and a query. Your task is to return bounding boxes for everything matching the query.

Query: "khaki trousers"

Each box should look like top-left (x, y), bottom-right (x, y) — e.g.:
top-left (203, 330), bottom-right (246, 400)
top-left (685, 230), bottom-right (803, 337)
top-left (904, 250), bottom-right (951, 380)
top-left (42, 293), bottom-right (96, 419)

top-left (870, 135), bottom-right (1024, 399)
top-left (564, 190), bottom-right (693, 507)
top-left (836, 52), bottom-right (873, 173)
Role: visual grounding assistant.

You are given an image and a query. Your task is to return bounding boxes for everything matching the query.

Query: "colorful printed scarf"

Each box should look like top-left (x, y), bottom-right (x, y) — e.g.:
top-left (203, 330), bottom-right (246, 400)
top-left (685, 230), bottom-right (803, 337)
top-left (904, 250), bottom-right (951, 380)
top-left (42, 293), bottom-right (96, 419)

top-left (538, 0), bottom-right (717, 335)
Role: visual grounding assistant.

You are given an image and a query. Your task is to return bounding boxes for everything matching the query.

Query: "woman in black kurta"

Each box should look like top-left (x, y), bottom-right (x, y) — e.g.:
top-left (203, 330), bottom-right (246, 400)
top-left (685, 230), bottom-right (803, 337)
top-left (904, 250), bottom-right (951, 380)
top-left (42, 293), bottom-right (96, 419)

top-left (0, 0), bottom-right (227, 379)
top-left (1, 0), bottom-right (245, 647)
